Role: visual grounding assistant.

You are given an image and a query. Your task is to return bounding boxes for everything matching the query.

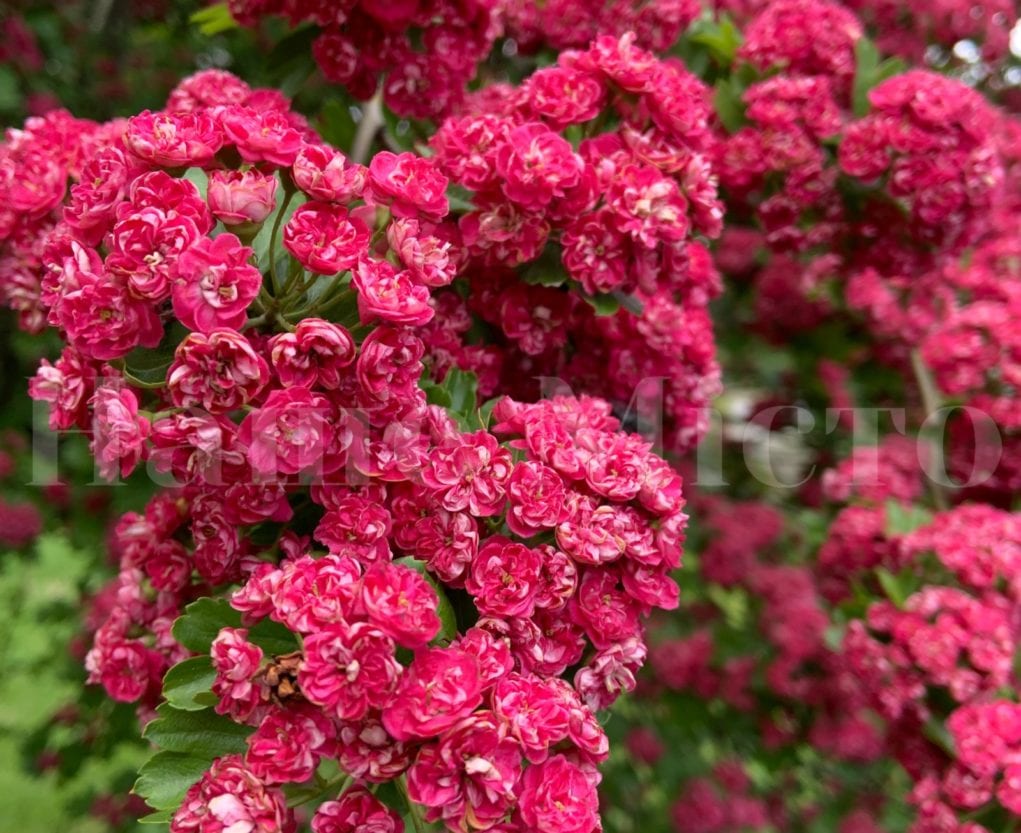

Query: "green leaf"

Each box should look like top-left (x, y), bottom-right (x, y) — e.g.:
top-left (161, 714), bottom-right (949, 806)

top-left (0, 67), bottom-right (20, 113)
top-left (172, 598), bottom-right (298, 656)
top-left (852, 37), bottom-right (881, 117)
top-left (581, 291), bottom-right (621, 317)
top-left (143, 704), bottom-right (252, 757)
top-left (521, 265), bottom-right (567, 287)
top-left (394, 557), bottom-right (458, 644)
top-left (134, 751), bottom-right (210, 810)
top-left (123, 322), bottom-right (190, 387)
top-left (251, 185), bottom-right (306, 275)
top-left (446, 184), bottom-right (476, 214)
top-left (162, 657), bottom-right (217, 712)
top-left (318, 98), bottom-right (358, 151)
top-left (874, 56), bottom-right (908, 91)
top-left (714, 78), bottom-right (746, 134)
top-left (190, 3), bottom-right (238, 36)
top-left (182, 168), bottom-right (209, 202)
top-left (875, 567), bottom-right (908, 608)
top-left (442, 368), bottom-right (479, 418)
top-left (689, 16), bottom-right (743, 66)
top-left (423, 381), bottom-right (452, 409)
top-left (139, 809), bottom-right (177, 824)
top-left (477, 398), bottom-right (500, 430)
top-left (884, 500), bottom-right (933, 537)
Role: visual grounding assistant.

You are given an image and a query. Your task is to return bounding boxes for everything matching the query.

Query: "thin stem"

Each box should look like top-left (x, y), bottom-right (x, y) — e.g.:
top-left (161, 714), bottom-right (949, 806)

top-left (273, 312), bottom-right (297, 332)
top-left (398, 777), bottom-right (427, 833)
top-left (352, 90), bottom-right (384, 166)
top-left (911, 349), bottom-right (950, 511)
top-left (268, 188), bottom-right (296, 295)
top-left (288, 773), bottom-right (353, 809)
top-left (284, 277), bottom-right (353, 321)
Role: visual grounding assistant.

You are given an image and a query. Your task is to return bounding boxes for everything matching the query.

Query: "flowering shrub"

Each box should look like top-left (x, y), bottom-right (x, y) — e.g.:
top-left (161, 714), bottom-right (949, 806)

top-left (3, 1), bottom-right (1021, 832)
top-left (6, 55), bottom-right (699, 831)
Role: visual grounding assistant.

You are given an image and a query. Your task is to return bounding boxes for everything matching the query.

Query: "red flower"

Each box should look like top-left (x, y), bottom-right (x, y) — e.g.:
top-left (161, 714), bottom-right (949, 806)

top-left (361, 562), bottom-right (442, 648)
top-left (381, 646), bottom-right (482, 741)
top-left (466, 536), bottom-right (543, 618)
top-left (312, 787), bottom-right (403, 833)
top-left (283, 202), bottom-right (370, 275)
top-left (170, 755), bottom-right (294, 833)
top-left (172, 233), bottom-right (262, 332)
top-left (366, 152), bottom-right (449, 222)
top-left (299, 622), bottom-right (401, 721)
top-left (518, 755), bottom-right (600, 833)
top-left (207, 169), bottom-right (278, 225)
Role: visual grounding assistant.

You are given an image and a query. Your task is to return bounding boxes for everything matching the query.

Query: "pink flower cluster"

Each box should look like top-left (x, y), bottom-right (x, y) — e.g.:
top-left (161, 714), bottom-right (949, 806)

top-left (227, 0), bottom-right (501, 119)
top-left (839, 70), bottom-right (1004, 253)
top-left (0, 109), bottom-right (105, 332)
top-left (501, 0), bottom-right (701, 53)
top-left (0, 63), bottom-right (699, 832)
top-left (845, 0), bottom-right (1017, 67)
top-left (83, 393), bottom-right (685, 832)
top-left (420, 33), bottom-right (724, 452)
top-left (433, 33), bottom-right (722, 294)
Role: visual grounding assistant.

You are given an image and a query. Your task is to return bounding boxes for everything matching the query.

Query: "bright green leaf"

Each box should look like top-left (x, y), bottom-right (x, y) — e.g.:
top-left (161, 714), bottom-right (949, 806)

top-left (143, 704), bottom-right (252, 757)
top-left (172, 598), bottom-right (297, 656)
top-left (875, 567), bottom-right (907, 608)
top-left (162, 657), bottom-right (217, 712)
top-left (713, 78), bottom-right (746, 134)
top-left (581, 291), bottom-right (622, 317)
top-left (134, 751), bottom-right (210, 810)
top-left (477, 398), bottom-right (500, 430)
top-left (182, 168), bottom-right (209, 202)
top-left (190, 3), bottom-right (238, 36)
top-left (852, 37), bottom-right (882, 117)
top-left (442, 368), bottom-right (479, 418)
top-left (884, 500), bottom-right (933, 537)
top-left (139, 809), bottom-right (177, 824)
top-left (689, 16), bottom-right (743, 66)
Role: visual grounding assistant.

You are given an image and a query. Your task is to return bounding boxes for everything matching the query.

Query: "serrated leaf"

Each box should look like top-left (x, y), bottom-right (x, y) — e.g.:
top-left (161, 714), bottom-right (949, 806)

top-left (134, 751), bottom-right (210, 810)
top-left (139, 809), bottom-right (177, 824)
top-left (172, 598), bottom-right (298, 656)
top-left (143, 704), bottom-right (252, 757)
top-left (394, 557), bottom-right (458, 644)
top-left (163, 657), bottom-right (217, 712)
